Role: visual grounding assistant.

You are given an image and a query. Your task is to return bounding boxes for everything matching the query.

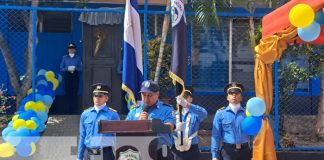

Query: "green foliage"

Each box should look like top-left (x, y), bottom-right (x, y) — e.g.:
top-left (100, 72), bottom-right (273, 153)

top-left (147, 37), bottom-right (174, 98)
top-left (279, 44), bottom-right (324, 104)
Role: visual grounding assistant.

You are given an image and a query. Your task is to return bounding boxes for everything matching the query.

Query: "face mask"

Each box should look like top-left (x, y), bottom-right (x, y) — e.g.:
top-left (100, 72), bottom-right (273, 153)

top-left (69, 53), bottom-right (75, 58)
top-left (229, 103), bottom-right (240, 114)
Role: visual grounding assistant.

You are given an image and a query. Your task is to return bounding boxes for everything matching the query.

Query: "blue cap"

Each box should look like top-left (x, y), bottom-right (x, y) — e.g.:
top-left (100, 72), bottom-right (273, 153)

top-left (140, 80), bottom-right (159, 94)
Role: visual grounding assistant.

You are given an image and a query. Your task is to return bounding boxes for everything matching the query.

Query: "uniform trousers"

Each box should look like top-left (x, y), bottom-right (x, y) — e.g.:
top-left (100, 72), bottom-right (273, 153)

top-left (64, 71), bottom-right (79, 114)
top-left (83, 147), bottom-right (115, 160)
top-left (171, 144), bottom-right (200, 160)
top-left (220, 143), bottom-right (252, 160)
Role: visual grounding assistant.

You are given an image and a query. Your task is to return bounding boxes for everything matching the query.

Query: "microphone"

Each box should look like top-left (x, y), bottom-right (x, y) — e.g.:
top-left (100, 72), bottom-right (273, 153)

top-left (142, 105), bottom-right (149, 112)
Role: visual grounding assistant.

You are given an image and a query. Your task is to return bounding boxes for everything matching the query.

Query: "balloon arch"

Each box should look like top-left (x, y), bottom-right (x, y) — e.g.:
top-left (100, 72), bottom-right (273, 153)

top-left (253, 0), bottom-right (324, 160)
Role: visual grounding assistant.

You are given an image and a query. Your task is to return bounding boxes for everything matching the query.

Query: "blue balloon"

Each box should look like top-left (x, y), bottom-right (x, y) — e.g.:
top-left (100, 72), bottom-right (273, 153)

top-left (247, 97), bottom-right (266, 117)
top-left (2, 127), bottom-right (14, 140)
top-left (46, 82), bottom-right (54, 91)
top-left (57, 74), bottom-right (63, 82)
top-left (241, 116), bottom-right (262, 136)
top-left (298, 21), bottom-right (321, 42)
top-left (16, 127), bottom-right (31, 137)
top-left (37, 79), bottom-right (48, 87)
top-left (31, 117), bottom-right (41, 127)
top-left (42, 95), bottom-right (54, 106)
top-left (37, 69), bottom-right (47, 76)
top-left (36, 75), bottom-right (47, 82)
top-left (36, 122), bottom-right (45, 132)
top-left (36, 111), bottom-right (48, 123)
top-left (16, 143), bottom-right (33, 157)
top-left (6, 131), bottom-right (22, 146)
top-left (315, 11), bottom-right (324, 25)
top-left (18, 110), bottom-right (38, 120)
top-left (30, 130), bottom-right (40, 143)
top-left (37, 84), bottom-right (48, 92)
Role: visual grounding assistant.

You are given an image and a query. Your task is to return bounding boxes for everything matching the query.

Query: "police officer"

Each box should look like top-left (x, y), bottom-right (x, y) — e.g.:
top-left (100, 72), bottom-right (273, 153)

top-left (77, 83), bottom-right (120, 160)
top-left (172, 86), bottom-right (208, 160)
top-left (60, 42), bottom-right (82, 114)
top-left (126, 80), bottom-right (175, 160)
top-left (211, 82), bottom-right (252, 160)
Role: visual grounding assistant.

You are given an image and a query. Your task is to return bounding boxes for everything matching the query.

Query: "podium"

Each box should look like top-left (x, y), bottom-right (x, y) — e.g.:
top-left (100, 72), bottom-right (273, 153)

top-left (99, 119), bottom-right (172, 160)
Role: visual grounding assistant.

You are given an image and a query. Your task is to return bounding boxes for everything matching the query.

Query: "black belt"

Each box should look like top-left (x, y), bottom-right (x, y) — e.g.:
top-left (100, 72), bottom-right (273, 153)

top-left (86, 146), bottom-right (112, 155)
top-left (223, 142), bottom-right (249, 150)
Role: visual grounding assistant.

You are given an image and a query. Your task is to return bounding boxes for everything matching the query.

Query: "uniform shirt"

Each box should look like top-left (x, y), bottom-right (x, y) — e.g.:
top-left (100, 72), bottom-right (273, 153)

top-left (173, 103), bottom-right (208, 144)
top-left (211, 105), bottom-right (249, 159)
top-left (126, 100), bottom-right (175, 148)
top-left (77, 106), bottom-right (120, 160)
top-left (60, 54), bottom-right (82, 72)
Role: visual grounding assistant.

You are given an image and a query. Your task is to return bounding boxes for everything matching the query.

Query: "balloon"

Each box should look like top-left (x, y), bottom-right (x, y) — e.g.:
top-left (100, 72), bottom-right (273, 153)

top-left (36, 111), bottom-right (48, 123)
top-left (26, 120), bottom-right (37, 130)
top-left (45, 71), bottom-right (55, 80)
top-left (30, 143), bottom-right (36, 156)
top-left (315, 11), bottom-right (324, 25)
top-left (35, 101), bottom-right (47, 112)
top-left (30, 130), bottom-right (40, 143)
top-left (241, 116), bottom-right (262, 136)
top-left (52, 79), bottom-right (59, 90)
top-left (57, 74), bottom-right (63, 82)
top-left (24, 101), bottom-right (36, 112)
top-left (0, 143), bottom-right (15, 158)
top-left (297, 21), bottom-right (321, 42)
top-left (37, 69), bottom-right (47, 76)
top-left (1, 127), bottom-right (14, 140)
top-left (37, 79), bottom-right (48, 87)
top-left (16, 127), bottom-right (30, 137)
top-left (246, 109), bottom-right (251, 117)
top-left (18, 110), bottom-right (37, 120)
top-left (36, 121), bottom-right (45, 132)
top-left (6, 131), bottom-right (22, 146)
top-left (36, 75), bottom-right (47, 82)
top-left (12, 114), bottom-right (19, 121)
top-left (13, 119), bottom-right (26, 130)
top-left (42, 95), bottom-right (54, 106)
top-left (246, 97), bottom-right (266, 117)
top-left (289, 4), bottom-right (315, 28)
top-left (16, 143), bottom-right (33, 157)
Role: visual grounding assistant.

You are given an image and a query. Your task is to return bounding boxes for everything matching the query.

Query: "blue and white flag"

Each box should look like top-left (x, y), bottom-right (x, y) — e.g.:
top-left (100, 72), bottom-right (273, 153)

top-left (122, 0), bottom-right (143, 110)
top-left (169, 0), bottom-right (188, 96)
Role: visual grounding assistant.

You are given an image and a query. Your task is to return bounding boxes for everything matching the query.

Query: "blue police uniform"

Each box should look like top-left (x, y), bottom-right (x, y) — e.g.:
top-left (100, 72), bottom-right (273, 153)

top-left (60, 43), bottom-right (82, 114)
top-left (77, 106), bottom-right (120, 160)
top-left (126, 100), bottom-right (175, 148)
top-left (211, 106), bottom-right (251, 160)
top-left (172, 103), bottom-right (208, 160)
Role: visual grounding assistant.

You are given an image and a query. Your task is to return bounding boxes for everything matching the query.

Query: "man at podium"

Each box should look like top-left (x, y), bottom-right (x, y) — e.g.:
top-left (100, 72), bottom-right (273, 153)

top-left (126, 80), bottom-right (175, 160)
top-left (77, 83), bottom-right (120, 160)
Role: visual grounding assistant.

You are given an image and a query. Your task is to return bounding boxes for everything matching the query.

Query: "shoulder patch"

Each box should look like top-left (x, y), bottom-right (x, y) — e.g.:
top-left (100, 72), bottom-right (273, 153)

top-left (109, 107), bottom-right (117, 112)
top-left (217, 106), bottom-right (225, 111)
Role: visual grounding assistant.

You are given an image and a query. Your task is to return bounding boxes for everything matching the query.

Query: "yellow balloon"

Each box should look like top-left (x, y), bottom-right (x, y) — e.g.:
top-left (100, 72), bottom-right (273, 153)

top-left (12, 114), bottom-right (19, 121)
top-left (25, 101), bottom-right (36, 112)
top-left (45, 71), bottom-right (55, 81)
top-left (289, 4), bottom-right (315, 28)
top-left (29, 143), bottom-right (36, 156)
top-left (26, 120), bottom-right (37, 130)
top-left (13, 119), bottom-right (26, 130)
top-left (52, 79), bottom-right (59, 90)
top-left (35, 101), bottom-right (46, 112)
top-left (246, 109), bottom-right (251, 117)
top-left (0, 143), bottom-right (15, 158)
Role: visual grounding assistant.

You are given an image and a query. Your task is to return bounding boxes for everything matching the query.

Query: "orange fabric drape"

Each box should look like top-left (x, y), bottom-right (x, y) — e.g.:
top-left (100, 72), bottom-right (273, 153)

top-left (253, 26), bottom-right (297, 160)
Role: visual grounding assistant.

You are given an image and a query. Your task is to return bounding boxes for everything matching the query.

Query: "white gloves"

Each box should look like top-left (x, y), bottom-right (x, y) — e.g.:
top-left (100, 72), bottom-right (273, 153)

top-left (68, 66), bottom-right (76, 72)
top-left (176, 97), bottom-right (188, 108)
top-left (212, 158), bottom-right (218, 160)
top-left (174, 122), bottom-right (185, 131)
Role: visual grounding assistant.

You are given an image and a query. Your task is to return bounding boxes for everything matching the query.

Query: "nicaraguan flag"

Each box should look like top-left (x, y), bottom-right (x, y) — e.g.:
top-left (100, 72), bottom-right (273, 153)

top-left (169, 0), bottom-right (188, 96)
top-left (122, 0), bottom-right (143, 110)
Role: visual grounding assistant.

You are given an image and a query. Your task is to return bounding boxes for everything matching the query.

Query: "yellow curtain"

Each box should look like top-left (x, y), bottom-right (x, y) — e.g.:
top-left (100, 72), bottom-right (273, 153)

top-left (253, 25), bottom-right (297, 160)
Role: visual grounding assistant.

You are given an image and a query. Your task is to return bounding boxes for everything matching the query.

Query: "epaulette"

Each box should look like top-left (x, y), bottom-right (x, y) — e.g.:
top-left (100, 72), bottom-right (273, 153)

top-left (109, 107), bottom-right (117, 112)
top-left (217, 106), bottom-right (225, 111)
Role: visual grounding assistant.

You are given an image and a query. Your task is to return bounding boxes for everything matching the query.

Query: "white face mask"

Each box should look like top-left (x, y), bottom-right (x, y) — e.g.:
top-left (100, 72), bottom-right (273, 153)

top-left (69, 53), bottom-right (75, 58)
top-left (229, 103), bottom-right (240, 114)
